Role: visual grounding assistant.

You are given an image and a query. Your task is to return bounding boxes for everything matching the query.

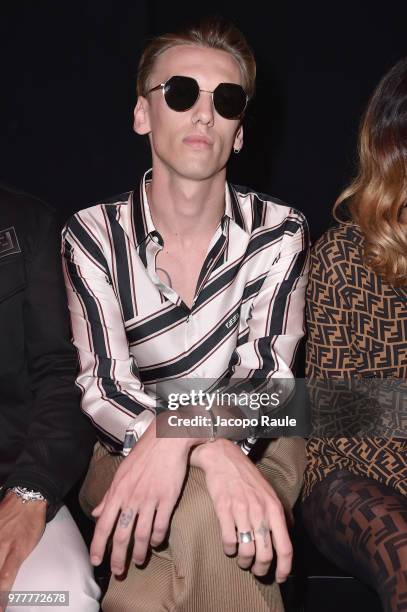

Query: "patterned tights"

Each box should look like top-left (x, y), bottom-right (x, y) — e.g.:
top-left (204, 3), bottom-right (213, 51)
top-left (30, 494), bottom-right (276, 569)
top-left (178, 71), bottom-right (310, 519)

top-left (302, 470), bottom-right (407, 611)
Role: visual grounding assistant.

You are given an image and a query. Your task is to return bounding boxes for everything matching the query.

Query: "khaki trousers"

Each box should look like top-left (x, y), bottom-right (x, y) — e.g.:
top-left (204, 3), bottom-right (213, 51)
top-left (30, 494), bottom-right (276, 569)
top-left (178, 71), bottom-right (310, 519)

top-left (80, 437), bottom-right (305, 612)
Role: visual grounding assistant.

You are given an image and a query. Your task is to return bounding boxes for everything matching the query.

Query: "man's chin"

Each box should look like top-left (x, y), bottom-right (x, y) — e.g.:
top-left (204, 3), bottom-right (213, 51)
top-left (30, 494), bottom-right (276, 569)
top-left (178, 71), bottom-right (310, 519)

top-left (172, 159), bottom-right (228, 182)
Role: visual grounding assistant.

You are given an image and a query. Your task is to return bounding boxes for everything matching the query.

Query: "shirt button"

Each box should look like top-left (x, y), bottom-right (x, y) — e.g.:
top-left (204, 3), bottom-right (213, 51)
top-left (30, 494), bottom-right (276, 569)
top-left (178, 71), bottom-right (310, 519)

top-left (152, 235), bottom-right (159, 244)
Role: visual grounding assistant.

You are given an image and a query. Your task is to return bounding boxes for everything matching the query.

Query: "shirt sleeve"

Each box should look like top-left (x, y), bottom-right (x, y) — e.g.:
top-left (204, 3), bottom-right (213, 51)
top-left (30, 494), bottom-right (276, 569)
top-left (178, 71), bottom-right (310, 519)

top-left (62, 214), bottom-right (159, 452)
top-left (222, 212), bottom-right (310, 453)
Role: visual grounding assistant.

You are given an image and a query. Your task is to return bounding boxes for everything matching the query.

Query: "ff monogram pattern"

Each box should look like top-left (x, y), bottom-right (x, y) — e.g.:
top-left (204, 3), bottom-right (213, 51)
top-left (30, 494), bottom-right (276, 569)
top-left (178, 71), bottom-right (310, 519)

top-left (303, 222), bottom-right (407, 499)
top-left (0, 226), bottom-right (20, 258)
top-left (303, 470), bottom-right (407, 612)
top-left (302, 222), bottom-right (407, 610)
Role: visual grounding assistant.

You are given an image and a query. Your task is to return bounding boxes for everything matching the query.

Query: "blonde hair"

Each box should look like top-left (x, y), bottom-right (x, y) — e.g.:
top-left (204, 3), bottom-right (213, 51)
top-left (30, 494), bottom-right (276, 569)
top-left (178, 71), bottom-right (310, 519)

top-left (136, 16), bottom-right (256, 101)
top-left (333, 57), bottom-right (407, 287)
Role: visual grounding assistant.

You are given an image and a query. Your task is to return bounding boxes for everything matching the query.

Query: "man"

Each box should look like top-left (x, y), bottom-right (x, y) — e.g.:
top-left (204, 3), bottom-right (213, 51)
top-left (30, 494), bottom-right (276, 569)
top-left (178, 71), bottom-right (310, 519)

top-left (63, 17), bottom-right (309, 611)
top-left (0, 187), bottom-right (100, 611)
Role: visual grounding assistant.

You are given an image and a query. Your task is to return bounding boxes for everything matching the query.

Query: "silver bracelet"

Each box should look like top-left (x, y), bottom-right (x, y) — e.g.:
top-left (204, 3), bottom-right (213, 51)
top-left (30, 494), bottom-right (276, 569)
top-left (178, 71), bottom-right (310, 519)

top-left (8, 486), bottom-right (47, 504)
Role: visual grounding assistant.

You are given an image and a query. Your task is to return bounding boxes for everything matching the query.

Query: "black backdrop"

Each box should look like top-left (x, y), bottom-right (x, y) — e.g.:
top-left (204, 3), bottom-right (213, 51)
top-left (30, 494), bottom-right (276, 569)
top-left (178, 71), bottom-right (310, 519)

top-left (1, 1), bottom-right (406, 241)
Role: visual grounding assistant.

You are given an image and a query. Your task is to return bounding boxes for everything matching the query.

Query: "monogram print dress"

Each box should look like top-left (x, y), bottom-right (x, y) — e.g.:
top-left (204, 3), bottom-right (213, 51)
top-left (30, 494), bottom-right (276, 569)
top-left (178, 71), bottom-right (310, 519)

top-left (303, 222), bottom-right (407, 499)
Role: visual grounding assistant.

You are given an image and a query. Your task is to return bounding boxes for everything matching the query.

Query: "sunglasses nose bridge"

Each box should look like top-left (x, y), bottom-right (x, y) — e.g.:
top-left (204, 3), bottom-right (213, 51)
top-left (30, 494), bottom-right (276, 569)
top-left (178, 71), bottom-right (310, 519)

top-left (191, 89), bottom-right (215, 124)
top-left (198, 88), bottom-right (216, 110)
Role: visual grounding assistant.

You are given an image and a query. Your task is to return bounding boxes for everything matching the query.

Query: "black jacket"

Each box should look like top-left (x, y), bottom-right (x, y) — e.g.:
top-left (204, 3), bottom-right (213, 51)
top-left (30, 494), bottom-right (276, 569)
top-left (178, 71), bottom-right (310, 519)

top-left (0, 186), bottom-right (95, 520)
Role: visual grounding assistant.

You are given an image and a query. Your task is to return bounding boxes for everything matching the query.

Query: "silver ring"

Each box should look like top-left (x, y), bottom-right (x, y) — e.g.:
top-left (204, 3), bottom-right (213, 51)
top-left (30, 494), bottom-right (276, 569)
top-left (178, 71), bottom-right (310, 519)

top-left (239, 530), bottom-right (254, 544)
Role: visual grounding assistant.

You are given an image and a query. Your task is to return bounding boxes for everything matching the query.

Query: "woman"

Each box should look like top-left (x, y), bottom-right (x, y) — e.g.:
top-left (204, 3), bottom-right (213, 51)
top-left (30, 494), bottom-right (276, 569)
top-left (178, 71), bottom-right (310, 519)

top-left (302, 58), bottom-right (407, 612)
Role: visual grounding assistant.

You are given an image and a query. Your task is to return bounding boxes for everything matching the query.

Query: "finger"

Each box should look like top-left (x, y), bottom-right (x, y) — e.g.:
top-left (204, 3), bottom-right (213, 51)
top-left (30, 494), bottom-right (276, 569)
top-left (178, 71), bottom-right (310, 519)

top-left (90, 496), bottom-right (121, 566)
top-left (132, 504), bottom-right (156, 565)
top-left (251, 518), bottom-right (273, 576)
top-left (236, 527), bottom-right (255, 569)
top-left (0, 546), bottom-right (8, 572)
top-left (0, 552), bottom-right (21, 597)
top-left (268, 504), bottom-right (292, 583)
top-left (91, 492), bottom-right (107, 518)
top-left (233, 504), bottom-right (255, 570)
top-left (110, 506), bottom-right (137, 575)
top-left (150, 501), bottom-right (173, 547)
top-left (213, 502), bottom-right (237, 556)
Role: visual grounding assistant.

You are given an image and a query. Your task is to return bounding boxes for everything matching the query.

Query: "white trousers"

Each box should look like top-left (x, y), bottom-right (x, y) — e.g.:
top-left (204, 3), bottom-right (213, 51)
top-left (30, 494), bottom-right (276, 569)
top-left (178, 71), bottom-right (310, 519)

top-left (6, 505), bottom-right (100, 611)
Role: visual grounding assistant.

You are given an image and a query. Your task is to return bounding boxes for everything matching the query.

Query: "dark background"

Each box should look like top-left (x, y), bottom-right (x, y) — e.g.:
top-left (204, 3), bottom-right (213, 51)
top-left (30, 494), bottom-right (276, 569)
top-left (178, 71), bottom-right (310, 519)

top-left (1, 1), bottom-right (406, 241)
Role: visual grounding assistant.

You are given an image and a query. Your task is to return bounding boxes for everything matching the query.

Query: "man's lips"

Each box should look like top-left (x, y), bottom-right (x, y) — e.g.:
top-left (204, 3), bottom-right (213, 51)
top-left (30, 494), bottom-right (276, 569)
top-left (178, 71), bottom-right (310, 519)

top-left (183, 135), bottom-right (213, 148)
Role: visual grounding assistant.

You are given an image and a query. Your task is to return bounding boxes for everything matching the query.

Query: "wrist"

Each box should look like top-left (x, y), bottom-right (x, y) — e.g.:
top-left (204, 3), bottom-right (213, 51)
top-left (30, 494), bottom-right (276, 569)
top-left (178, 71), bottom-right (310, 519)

top-left (156, 409), bottom-right (213, 449)
top-left (190, 437), bottom-right (233, 468)
top-left (4, 490), bottom-right (47, 516)
top-left (7, 486), bottom-right (48, 508)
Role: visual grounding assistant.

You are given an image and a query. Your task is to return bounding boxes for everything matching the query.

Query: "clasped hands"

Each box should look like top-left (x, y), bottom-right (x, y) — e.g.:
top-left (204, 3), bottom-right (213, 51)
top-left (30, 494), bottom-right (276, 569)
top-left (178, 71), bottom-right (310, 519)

top-left (90, 411), bottom-right (292, 582)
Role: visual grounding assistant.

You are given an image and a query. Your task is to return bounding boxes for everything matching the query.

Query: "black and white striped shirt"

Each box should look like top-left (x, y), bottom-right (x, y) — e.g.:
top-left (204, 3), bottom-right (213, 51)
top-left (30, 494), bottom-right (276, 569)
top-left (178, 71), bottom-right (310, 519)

top-left (62, 169), bottom-right (309, 454)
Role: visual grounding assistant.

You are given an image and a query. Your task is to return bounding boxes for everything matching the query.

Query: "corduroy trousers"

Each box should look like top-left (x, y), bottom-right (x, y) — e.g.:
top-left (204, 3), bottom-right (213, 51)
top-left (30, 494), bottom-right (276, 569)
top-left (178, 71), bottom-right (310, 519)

top-left (80, 437), bottom-right (305, 612)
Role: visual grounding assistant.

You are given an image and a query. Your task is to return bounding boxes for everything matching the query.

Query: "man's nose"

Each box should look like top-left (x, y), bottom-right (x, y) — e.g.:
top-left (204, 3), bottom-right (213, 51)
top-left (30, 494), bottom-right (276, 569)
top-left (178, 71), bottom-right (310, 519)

top-left (191, 90), bottom-right (215, 126)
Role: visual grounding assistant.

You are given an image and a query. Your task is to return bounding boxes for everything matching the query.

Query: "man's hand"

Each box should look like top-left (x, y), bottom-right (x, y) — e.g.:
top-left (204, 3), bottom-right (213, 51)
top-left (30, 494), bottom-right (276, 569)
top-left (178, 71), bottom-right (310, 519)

top-left (190, 439), bottom-right (292, 581)
top-left (0, 493), bottom-right (46, 610)
top-left (90, 416), bottom-right (197, 576)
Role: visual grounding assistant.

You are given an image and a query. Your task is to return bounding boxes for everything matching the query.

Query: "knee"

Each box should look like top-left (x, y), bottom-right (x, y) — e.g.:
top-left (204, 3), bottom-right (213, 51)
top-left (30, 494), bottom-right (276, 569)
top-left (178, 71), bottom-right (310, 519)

top-left (57, 564), bottom-right (101, 611)
top-left (172, 467), bottom-right (219, 543)
top-left (378, 535), bottom-right (407, 578)
top-left (258, 437), bottom-right (306, 512)
top-left (41, 550), bottom-right (100, 610)
top-left (69, 590), bottom-right (100, 612)
top-left (375, 540), bottom-right (407, 609)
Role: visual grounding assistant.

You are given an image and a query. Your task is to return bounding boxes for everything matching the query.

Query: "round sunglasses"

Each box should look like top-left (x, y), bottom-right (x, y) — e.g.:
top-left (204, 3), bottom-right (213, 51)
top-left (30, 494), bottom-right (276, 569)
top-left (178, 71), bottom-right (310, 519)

top-left (146, 75), bottom-right (248, 120)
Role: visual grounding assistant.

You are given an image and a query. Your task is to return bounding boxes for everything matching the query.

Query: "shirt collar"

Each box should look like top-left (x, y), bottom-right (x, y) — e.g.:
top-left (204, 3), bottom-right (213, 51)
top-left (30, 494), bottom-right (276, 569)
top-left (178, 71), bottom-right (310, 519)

top-left (131, 168), bottom-right (249, 249)
top-left (224, 182), bottom-right (248, 233)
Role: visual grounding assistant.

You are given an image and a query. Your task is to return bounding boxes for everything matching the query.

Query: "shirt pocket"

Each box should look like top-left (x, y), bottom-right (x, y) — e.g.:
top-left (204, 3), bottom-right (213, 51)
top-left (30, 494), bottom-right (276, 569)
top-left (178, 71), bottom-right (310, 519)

top-left (0, 254), bottom-right (26, 303)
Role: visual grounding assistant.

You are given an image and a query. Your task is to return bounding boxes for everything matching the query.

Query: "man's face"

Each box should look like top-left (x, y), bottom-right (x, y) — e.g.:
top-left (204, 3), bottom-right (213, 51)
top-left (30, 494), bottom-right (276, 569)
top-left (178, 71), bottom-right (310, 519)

top-left (134, 45), bottom-right (244, 181)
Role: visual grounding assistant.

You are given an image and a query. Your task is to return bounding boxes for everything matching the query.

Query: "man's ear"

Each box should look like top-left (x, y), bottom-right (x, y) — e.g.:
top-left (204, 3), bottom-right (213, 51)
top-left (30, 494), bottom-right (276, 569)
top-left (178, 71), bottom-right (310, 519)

top-left (133, 96), bottom-right (151, 135)
top-left (233, 124), bottom-right (244, 153)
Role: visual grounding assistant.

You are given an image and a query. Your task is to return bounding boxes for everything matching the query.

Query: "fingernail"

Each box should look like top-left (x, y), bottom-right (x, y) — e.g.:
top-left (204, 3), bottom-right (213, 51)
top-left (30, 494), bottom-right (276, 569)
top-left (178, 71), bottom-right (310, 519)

top-left (133, 555), bottom-right (145, 565)
top-left (112, 567), bottom-right (122, 575)
top-left (91, 555), bottom-right (100, 565)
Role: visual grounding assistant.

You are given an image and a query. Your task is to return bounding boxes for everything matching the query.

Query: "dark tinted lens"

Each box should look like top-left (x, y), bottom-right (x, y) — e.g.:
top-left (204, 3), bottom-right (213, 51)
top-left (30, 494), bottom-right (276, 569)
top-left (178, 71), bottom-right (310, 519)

top-left (164, 76), bottom-right (199, 111)
top-left (213, 83), bottom-right (247, 119)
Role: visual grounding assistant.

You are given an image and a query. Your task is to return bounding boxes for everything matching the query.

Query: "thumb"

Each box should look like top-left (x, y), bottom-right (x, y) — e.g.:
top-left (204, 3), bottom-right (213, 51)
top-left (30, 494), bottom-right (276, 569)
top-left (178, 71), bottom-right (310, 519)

top-left (0, 552), bottom-right (21, 603)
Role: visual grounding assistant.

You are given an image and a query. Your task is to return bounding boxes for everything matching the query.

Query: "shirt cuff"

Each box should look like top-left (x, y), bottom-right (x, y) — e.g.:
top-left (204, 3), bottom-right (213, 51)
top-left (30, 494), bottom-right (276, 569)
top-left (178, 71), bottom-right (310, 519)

top-left (122, 410), bottom-right (156, 456)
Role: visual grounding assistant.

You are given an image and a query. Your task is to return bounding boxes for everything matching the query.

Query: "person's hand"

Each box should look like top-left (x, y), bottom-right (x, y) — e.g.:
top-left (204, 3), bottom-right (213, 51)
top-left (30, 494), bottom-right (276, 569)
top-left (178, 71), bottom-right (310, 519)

top-left (190, 439), bottom-right (292, 580)
top-left (0, 492), bottom-right (46, 611)
top-left (90, 416), bottom-right (196, 576)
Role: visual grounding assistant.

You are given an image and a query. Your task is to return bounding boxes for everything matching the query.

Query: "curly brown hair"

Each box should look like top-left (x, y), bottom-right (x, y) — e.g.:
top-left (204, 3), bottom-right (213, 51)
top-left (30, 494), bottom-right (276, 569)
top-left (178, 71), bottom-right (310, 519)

top-left (333, 57), bottom-right (407, 287)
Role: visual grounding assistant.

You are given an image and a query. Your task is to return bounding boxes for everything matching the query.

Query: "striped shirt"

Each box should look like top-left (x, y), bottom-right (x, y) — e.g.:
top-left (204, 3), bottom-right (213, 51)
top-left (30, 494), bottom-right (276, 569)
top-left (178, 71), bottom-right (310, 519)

top-left (62, 169), bottom-right (309, 454)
